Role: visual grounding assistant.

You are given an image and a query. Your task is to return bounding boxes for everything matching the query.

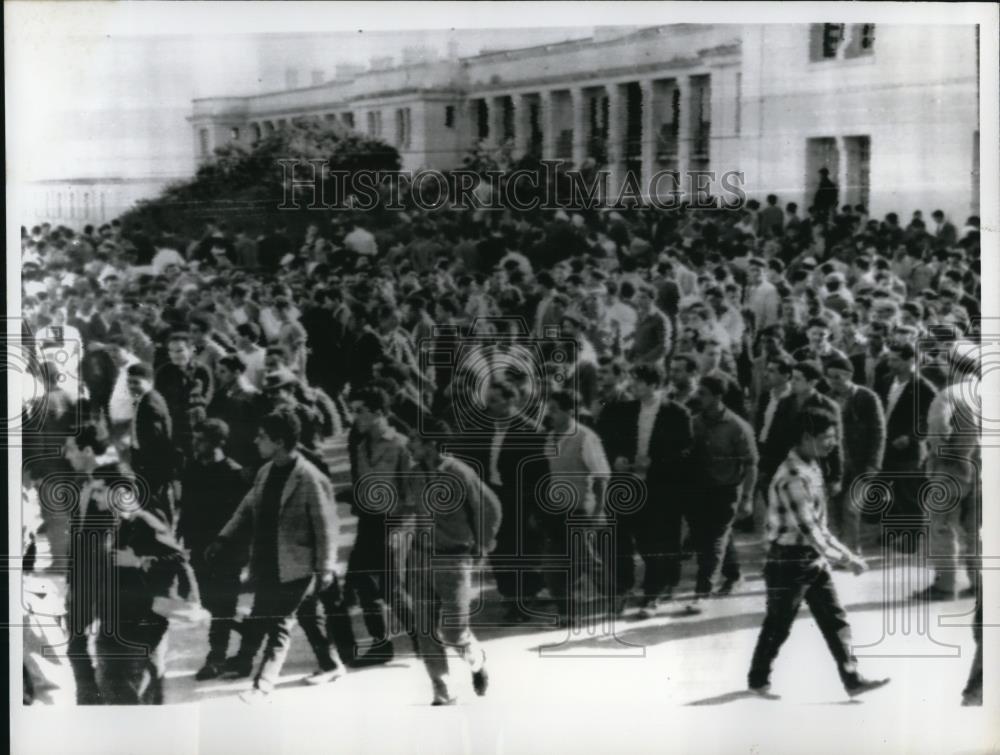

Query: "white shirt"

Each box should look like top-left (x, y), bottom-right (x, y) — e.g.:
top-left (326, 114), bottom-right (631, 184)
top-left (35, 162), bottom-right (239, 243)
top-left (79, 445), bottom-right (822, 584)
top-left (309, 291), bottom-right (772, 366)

top-left (886, 377), bottom-right (907, 421)
top-left (548, 420), bottom-right (612, 476)
top-left (636, 398), bottom-right (660, 461)
top-left (759, 384), bottom-right (791, 445)
top-left (108, 353), bottom-right (141, 422)
top-left (488, 425), bottom-right (508, 487)
top-left (344, 227), bottom-right (378, 257)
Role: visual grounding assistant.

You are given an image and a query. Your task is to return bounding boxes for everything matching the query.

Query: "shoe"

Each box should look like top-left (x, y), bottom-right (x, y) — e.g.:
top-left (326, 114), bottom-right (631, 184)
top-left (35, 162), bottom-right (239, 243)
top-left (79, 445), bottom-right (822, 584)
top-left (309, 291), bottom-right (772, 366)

top-left (303, 667), bottom-right (346, 685)
top-left (351, 643), bottom-right (394, 668)
top-left (912, 586), bottom-right (958, 602)
top-left (471, 665), bottom-right (489, 697)
top-left (685, 597), bottom-right (704, 615)
top-left (431, 696), bottom-right (458, 706)
top-left (846, 677), bottom-right (891, 698)
top-left (636, 598), bottom-right (659, 620)
top-left (239, 686), bottom-right (272, 704)
top-left (195, 661), bottom-right (224, 681)
top-left (962, 691), bottom-right (982, 707)
top-left (748, 683), bottom-right (772, 696)
top-left (219, 657), bottom-right (253, 679)
top-left (959, 586), bottom-right (979, 600)
top-left (716, 577), bottom-right (744, 596)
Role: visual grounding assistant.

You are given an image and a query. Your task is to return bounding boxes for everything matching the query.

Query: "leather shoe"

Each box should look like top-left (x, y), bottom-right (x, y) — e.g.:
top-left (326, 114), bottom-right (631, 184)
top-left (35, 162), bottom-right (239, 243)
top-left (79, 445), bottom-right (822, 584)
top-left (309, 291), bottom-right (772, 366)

top-left (846, 677), bottom-right (890, 698)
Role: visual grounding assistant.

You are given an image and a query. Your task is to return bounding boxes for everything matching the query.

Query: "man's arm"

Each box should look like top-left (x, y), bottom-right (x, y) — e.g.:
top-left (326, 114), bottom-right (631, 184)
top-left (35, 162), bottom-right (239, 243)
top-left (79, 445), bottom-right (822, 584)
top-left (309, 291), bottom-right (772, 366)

top-left (861, 389), bottom-right (887, 471)
top-left (465, 469), bottom-right (502, 553)
top-left (306, 471), bottom-right (339, 578)
top-left (784, 477), bottom-right (853, 563)
top-left (735, 418), bottom-right (759, 510)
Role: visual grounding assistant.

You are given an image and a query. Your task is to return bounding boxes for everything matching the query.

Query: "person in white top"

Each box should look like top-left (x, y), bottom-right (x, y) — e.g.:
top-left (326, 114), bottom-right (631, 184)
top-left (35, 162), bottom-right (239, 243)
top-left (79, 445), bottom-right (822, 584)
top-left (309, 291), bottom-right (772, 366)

top-left (343, 222), bottom-right (378, 258)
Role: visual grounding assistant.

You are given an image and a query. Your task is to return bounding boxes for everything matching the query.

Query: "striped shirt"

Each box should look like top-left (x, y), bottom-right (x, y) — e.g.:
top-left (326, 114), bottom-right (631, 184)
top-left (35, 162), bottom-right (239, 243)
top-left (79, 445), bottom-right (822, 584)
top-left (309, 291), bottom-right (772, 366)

top-left (766, 449), bottom-right (851, 562)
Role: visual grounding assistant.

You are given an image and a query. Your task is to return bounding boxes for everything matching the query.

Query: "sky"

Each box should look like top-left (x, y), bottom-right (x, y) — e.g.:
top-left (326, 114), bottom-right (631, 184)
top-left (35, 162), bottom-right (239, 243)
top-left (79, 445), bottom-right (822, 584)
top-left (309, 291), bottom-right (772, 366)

top-left (7, 5), bottom-right (593, 183)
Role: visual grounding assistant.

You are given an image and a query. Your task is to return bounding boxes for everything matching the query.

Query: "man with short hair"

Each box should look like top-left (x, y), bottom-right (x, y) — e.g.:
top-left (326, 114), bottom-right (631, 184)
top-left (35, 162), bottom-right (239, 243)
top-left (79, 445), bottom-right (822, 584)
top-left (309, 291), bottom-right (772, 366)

top-left (745, 257), bottom-right (781, 332)
top-left (748, 409), bottom-right (889, 698)
top-left (207, 410), bottom-right (340, 703)
top-left (127, 363), bottom-right (176, 526)
top-left (178, 419), bottom-right (249, 680)
top-left (207, 354), bottom-right (264, 472)
top-left (345, 386), bottom-right (416, 666)
top-left (155, 331), bottom-right (214, 458)
top-left (687, 375), bottom-right (758, 611)
top-left (627, 284), bottom-right (673, 366)
top-left (880, 343), bottom-right (937, 521)
top-left (761, 361), bottom-right (843, 494)
top-left (406, 417), bottom-right (502, 705)
top-left (541, 389), bottom-right (612, 620)
top-left (604, 364), bottom-right (693, 617)
top-left (824, 355), bottom-right (886, 555)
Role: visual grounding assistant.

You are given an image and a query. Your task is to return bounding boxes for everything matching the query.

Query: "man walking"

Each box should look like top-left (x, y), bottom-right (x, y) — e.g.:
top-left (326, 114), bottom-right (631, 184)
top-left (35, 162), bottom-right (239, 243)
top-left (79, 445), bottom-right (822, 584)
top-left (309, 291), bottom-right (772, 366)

top-left (206, 410), bottom-right (340, 702)
top-left (177, 419), bottom-right (250, 681)
top-left (748, 408), bottom-right (889, 698)
top-left (406, 417), bottom-right (502, 705)
top-left (824, 355), bottom-right (886, 555)
top-left (687, 375), bottom-right (758, 613)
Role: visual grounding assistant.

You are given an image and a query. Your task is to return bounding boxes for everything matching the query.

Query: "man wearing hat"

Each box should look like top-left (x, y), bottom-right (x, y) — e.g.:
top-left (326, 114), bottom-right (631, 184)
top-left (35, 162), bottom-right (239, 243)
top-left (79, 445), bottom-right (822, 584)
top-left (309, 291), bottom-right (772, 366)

top-left (825, 354), bottom-right (886, 554)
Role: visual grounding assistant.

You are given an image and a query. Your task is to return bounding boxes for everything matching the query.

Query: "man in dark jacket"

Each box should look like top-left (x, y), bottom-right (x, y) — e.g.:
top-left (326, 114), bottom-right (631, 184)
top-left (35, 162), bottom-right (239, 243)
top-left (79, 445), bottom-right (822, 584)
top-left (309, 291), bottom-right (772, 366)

top-left (154, 331), bottom-right (213, 460)
top-left (761, 361), bottom-right (843, 493)
top-left (879, 343), bottom-right (937, 520)
top-left (601, 364), bottom-right (693, 616)
top-left (207, 355), bottom-right (264, 473)
top-left (825, 355), bottom-right (886, 553)
top-left (450, 381), bottom-right (548, 622)
top-left (177, 419), bottom-right (250, 680)
top-left (126, 363), bottom-right (177, 526)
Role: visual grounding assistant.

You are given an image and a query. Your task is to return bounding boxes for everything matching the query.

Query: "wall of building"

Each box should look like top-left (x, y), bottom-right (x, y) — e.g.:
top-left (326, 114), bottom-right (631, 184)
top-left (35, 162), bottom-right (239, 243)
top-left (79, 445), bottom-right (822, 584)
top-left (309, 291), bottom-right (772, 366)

top-left (19, 178), bottom-right (175, 228)
top-left (740, 24), bottom-right (978, 221)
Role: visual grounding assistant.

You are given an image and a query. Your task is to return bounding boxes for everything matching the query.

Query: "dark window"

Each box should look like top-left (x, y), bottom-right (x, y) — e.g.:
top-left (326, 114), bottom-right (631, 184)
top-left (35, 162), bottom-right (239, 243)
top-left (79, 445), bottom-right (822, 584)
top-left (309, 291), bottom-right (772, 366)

top-left (445, 105), bottom-right (455, 128)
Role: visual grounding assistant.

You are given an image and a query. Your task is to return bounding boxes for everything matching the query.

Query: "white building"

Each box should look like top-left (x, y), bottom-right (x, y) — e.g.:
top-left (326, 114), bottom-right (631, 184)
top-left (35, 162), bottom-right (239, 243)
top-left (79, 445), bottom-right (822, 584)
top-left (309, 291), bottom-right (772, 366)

top-left (190, 24), bottom-right (980, 220)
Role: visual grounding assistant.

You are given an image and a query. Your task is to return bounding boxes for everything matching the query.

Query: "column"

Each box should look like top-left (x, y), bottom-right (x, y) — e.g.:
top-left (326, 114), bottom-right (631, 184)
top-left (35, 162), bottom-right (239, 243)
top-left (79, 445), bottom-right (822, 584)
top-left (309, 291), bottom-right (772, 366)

top-left (640, 80), bottom-right (656, 199)
top-left (677, 76), bottom-right (692, 194)
top-left (541, 90), bottom-right (557, 160)
top-left (605, 83), bottom-right (625, 199)
top-left (490, 96), bottom-right (505, 151)
top-left (570, 88), bottom-right (588, 166)
top-left (835, 135), bottom-right (849, 208)
top-left (513, 94), bottom-right (531, 158)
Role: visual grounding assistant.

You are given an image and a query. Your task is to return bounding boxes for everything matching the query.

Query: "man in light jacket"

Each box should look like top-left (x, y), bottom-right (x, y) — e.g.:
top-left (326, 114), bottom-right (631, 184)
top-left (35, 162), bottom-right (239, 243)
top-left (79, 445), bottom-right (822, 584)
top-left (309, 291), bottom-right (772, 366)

top-left (206, 409), bottom-right (340, 703)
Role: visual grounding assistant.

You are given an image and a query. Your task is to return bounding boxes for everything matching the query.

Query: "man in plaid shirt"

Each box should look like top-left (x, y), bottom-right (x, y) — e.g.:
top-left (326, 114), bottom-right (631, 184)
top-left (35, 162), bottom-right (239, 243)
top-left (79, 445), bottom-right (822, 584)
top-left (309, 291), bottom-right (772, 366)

top-left (747, 408), bottom-right (890, 698)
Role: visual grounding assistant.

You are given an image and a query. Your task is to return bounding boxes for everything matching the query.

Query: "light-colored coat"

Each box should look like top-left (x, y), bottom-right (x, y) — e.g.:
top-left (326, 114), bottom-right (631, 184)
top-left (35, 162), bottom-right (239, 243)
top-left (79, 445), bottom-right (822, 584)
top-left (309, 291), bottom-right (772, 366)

top-left (219, 455), bottom-right (338, 583)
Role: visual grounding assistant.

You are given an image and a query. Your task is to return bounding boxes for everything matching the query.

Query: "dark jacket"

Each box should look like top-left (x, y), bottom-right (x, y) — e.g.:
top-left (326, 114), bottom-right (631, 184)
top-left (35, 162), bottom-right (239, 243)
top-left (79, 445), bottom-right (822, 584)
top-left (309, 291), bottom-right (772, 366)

top-left (836, 384), bottom-right (886, 473)
top-left (600, 398), bottom-right (693, 487)
top-left (178, 455), bottom-right (249, 559)
top-left (207, 383), bottom-right (265, 470)
top-left (879, 374), bottom-right (937, 469)
top-left (132, 389), bottom-right (175, 492)
top-left (761, 391), bottom-right (844, 487)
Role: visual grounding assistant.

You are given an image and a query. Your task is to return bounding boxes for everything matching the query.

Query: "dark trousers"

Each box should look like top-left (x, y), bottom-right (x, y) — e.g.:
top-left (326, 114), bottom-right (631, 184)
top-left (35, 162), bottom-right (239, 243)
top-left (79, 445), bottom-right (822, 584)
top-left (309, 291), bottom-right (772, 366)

top-left (615, 483), bottom-right (682, 600)
top-left (235, 575), bottom-right (315, 691)
top-left (346, 513), bottom-right (414, 645)
top-left (191, 557), bottom-right (242, 664)
top-left (963, 589), bottom-right (983, 702)
top-left (489, 482), bottom-right (544, 602)
top-left (94, 617), bottom-right (169, 705)
top-left (748, 545), bottom-right (860, 689)
top-left (686, 486), bottom-right (740, 596)
top-left (296, 576), bottom-right (352, 670)
top-left (536, 511), bottom-right (608, 608)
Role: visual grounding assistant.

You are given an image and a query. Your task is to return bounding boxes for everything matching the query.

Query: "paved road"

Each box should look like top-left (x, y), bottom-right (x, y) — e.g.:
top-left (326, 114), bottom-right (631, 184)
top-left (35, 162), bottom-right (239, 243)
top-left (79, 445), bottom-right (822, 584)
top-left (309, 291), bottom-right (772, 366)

top-left (154, 435), bottom-right (982, 718)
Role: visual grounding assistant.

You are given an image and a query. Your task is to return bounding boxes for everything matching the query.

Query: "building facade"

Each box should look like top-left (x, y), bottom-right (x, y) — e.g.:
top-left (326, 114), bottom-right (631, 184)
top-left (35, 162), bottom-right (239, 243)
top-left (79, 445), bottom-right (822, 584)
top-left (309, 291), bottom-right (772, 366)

top-left (190, 24), bottom-right (980, 220)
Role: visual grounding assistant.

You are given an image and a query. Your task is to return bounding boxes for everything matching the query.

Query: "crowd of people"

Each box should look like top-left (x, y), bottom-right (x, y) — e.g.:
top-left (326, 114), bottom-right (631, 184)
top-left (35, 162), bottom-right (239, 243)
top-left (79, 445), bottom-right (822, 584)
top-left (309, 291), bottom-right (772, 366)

top-left (19, 192), bottom-right (983, 706)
